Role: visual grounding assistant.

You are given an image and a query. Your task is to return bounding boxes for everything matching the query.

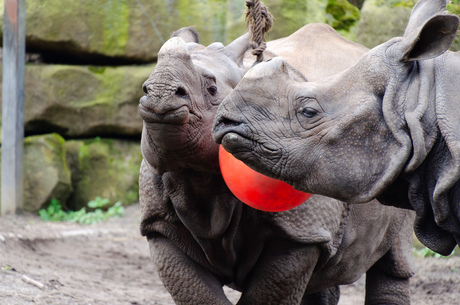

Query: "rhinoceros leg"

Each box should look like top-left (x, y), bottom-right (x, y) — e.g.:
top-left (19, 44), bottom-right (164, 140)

top-left (236, 239), bottom-right (322, 305)
top-left (364, 262), bottom-right (411, 305)
top-left (364, 212), bottom-right (414, 305)
top-left (148, 237), bottom-right (232, 305)
top-left (300, 286), bottom-right (340, 305)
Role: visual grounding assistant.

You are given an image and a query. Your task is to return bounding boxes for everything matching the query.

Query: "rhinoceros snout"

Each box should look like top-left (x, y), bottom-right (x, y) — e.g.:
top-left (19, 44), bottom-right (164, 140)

top-left (139, 95), bottom-right (190, 124)
top-left (212, 115), bottom-right (245, 144)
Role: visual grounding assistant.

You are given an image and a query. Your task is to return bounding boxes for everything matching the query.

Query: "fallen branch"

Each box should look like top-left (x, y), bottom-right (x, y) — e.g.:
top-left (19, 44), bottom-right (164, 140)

top-left (22, 275), bottom-right (45, 290)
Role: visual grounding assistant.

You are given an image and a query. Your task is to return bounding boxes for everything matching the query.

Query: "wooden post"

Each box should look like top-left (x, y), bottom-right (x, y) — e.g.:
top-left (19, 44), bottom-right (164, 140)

top-left (1, 0), bottom-right (26, 215)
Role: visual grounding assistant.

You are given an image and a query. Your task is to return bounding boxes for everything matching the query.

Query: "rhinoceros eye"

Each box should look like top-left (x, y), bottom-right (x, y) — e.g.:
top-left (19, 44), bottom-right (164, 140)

top-left (207, 85), bottom-right (217, 96)
top-left (300, 107), bottom-right (318, 118)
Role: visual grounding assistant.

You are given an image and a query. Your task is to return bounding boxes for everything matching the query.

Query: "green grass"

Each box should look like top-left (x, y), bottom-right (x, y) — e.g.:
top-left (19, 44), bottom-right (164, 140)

top-left (39, 197), bottom-right (124, 225)
top-left (413, 235), bottom-right (460, 258)
top-left (413, 247), bottom-right (445, 258)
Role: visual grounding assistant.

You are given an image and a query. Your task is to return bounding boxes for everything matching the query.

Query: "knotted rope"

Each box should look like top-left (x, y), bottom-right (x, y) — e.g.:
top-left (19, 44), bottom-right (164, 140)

top-left (245, 0), bottom-right (273, 63)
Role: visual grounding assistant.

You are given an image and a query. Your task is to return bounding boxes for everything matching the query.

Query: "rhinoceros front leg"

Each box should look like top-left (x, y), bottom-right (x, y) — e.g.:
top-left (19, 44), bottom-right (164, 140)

top-left (237, 239), bottom-right (322, 305)
top-left (364, 212), bottom-right (414, 305)
top-left (364, 262), bottom-right (411, 305)
top-left (300, 286), bottom-right (340, 305)
top-left (148, 237), bottom-right (232, 305)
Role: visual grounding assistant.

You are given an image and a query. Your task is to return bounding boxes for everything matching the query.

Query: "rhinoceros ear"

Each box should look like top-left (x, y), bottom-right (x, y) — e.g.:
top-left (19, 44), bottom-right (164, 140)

top-left (172, 27), bottom-right (199, 43)
top-left (403, 0), bottom-right (447, 36)
top-left (399, 0), bottom-right (459, 62)
top-left (400, 14), bottom-right (459, 62)
top-left (400, 0), bottom-right (458, 61)
top-left (224, 32), bottom-right (251, 66)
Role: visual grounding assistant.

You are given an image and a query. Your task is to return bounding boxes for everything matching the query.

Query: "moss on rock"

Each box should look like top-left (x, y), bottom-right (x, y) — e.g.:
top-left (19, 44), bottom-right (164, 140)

top-left (0, 63), bottom-right (154, 138)
top-left (19, 134), bottom-right (72, 212)
top-left (0, 0), bottom-right (251, 63)
top-left (65, 138), bottom-right (142, 210)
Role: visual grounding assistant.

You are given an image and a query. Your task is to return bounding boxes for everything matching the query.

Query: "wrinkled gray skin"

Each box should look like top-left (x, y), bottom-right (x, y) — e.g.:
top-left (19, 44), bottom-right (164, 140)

top-left (139, 26), bottom-right (415, 305)
top-left (213, 0), bottom-right (459, 256)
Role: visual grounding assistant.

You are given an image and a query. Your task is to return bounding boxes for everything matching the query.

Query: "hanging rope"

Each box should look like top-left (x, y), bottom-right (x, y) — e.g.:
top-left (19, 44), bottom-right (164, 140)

top-left (245, 0), bottom-right (273, 63)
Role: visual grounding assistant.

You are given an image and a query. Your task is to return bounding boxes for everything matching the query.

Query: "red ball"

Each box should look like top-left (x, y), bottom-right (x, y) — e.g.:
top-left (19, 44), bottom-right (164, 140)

top-left (219, 145), bottom-right (311, 212)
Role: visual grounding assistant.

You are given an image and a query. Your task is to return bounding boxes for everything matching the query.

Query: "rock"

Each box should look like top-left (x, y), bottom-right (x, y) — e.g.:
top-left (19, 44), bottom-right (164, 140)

top-left (0, 0), bottom-right (249, 64)
top-left (0, 63), bottom-right (153, 138)
top-left (0, 0), bottom-right (365, 64)
top-left (0, 133), bottom-right (73, 213)
top-left (65, 138), bottom-right (142, 210)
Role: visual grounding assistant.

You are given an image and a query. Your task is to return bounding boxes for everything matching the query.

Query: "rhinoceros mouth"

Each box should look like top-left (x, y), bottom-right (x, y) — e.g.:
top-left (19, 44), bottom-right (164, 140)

top-left (139, 104), bottom-right (190, 125)
top-left (212, 117), bottom-right (254, 154)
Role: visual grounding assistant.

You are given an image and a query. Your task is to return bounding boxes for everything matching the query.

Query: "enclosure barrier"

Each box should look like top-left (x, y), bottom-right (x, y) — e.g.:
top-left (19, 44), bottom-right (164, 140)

top-left (1, 0), bottom-right (26, 216)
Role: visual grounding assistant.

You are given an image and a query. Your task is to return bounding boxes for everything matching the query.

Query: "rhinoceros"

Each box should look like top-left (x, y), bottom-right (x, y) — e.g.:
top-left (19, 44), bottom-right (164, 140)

top-left (139, 26), bottom-right (414, 304)
top-left (212, 0), bottom-right (459, 256)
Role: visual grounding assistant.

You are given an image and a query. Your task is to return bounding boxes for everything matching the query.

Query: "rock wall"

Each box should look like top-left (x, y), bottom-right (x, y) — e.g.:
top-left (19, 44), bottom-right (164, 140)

top-left (0, 0), bottom-right (361, 63)
top-left (65, 138), bottom-right (142, 211)
top-left (0, 0), bottom-right (249, 64)
top-left (23, 134), bottom-right (73, 212)
top-left (0, 61), bottom-right (150, 212)
top-left (18, 64), bottom-right (152, 138)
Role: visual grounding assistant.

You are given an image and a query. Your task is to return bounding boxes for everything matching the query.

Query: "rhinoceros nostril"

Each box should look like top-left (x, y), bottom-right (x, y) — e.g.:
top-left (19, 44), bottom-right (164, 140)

top-left (175, 87), bottom-right (188, 98)
top-left (221, 117), bottom-right (241, 127)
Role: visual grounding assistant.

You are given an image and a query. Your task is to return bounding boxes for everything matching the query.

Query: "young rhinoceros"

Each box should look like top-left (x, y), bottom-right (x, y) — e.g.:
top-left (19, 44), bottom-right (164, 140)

top-left (139, 27), bottom-right (414, 305)
top-left (213, 0), bottom-right (459, 256)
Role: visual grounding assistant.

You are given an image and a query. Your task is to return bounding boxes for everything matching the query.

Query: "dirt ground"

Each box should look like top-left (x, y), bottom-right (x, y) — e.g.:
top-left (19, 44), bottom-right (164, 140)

top-left (1, 203), bottom-right (459, 305)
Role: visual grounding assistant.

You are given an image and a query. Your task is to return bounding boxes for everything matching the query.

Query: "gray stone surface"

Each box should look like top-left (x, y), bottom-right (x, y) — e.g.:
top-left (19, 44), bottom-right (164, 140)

top-left (17, 134), bottom-right (72, 213)
top-left (0, 63), bottom-right (153, 138)
top-left (65, 138), bottom-right (142, 210)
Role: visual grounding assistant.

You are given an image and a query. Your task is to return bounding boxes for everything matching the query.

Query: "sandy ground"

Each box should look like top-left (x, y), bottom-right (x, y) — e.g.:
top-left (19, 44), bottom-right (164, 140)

top-left (1, 203), bottom-right (459, 305)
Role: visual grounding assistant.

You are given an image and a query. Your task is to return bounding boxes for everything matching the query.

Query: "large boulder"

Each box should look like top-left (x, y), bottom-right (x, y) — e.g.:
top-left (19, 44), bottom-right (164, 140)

top-left (0, 64), bottom-right (153, 138)
top-left (0, 133), bottom-right (73, 213)
top-left (0, 135), bottom-right (141, 212)
top-left (65, 138), bottom-right (142, 210)
top-left (0, 0), bottom-right (364, 64)
top-left (0, 0), bottom-right (249, 64)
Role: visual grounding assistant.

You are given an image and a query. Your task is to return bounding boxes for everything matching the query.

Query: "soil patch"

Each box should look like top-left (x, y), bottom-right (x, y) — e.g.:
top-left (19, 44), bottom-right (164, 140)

top-left (1, 204), bottom-right (459, 304)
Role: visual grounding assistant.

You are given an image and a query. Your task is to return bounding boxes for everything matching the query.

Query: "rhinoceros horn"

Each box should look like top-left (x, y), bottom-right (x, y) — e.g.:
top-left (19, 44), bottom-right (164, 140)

top-left (158, 37), bottom-right (188, 56)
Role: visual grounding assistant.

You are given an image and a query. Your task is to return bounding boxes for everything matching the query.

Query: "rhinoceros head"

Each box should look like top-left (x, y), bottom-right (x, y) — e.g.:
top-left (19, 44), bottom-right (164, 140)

top-left (213, 0), bottom-right (460, 254)
top-left (140, 28), bottom-right (250, 175)
top-left (214, 0), bottom-right (458, 202)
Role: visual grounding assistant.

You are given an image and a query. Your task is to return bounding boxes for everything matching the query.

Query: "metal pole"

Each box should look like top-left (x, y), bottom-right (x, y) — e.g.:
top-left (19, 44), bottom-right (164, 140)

top-left (1, 0), bottom-right (26, 215)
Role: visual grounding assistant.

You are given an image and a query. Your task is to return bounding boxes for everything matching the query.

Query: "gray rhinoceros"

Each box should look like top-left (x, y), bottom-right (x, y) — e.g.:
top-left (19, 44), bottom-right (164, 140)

top-left (212, 0), bottom-right (459, 256)
top-left (139, 27), bottom-right (414, 305)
